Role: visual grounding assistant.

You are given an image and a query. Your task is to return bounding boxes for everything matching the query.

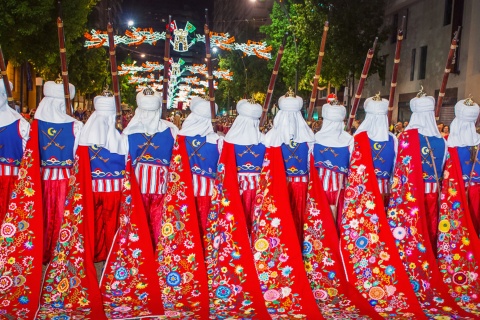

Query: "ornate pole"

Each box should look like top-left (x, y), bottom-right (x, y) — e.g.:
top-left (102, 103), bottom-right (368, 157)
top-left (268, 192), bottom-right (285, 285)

top-left (162, 15), bottom-right (172, 120)
top-left (346, 37), bottom-right (378, 132)
top-left (57, 15), bottom-right (72, 116)
top-left (387, 16), bottom-right (406, 126)
top-left (0, 46), bottom-right (14, 109)
top-left (107, 21), bottom-right (122, 130)
top-left (435, 26), bottom-right (461, 120)
top-left (259, 32), bottom-right (288, 128)
top-left (204, 8), bottom-right (217, 131)
top-left (307, 21), bottom-right (329, 123)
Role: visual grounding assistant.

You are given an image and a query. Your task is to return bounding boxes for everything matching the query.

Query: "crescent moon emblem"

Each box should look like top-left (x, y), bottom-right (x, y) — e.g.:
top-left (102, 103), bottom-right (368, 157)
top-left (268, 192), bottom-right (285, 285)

top-left (289, 140), bottom-right (297, 148)
top-left (192, 139), bottom-right (201, 147)
top-left (91, 144), bottom-right (99, 150)
top-left (421, 146), bottom-right (429, 155)
top-left (47, 128), bottom-right (56, 136)
top-left (373, 142), bottom-right (381, 151)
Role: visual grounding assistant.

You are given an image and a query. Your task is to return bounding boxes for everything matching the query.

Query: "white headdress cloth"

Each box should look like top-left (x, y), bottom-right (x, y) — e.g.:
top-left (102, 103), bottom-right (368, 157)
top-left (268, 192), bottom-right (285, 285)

top-left (405, 95), bottom-right (442, 138)
top-left (448, 99), bottom-right (480, 147)
top-left (225, 99), bottom-right (263, 145)
top-left (179, 97), bottom-right (219, 143)
top-left (35, 81), bottom-right (77, 124)
top-left (315, 103), bottom-right (352, 147)
top-left (355, 97), bottom-right (390, 141)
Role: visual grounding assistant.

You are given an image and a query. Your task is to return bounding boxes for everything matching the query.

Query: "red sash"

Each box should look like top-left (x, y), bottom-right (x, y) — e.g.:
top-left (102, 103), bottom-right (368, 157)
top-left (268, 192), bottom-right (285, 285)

top-left (36, 146), bottom-right (106, 318)
top-left (0, 120), bottom-right (43, 318)
top-left (304, 155), bottom-right (381, 319)
top-left (388, 130), bottom-right (472, 318)
top-left (100, 159), bottom-right (164, 318)
top-left (339, 132), bottom-right (426, 318)
top-left (437, 147), bottom-right (480, 316)
top-left (251, 146), bottom-right (324, 318)
top-left (156, 136), bottom-right (209, 318)
top-left (204, 141), bottom-right (270, 318)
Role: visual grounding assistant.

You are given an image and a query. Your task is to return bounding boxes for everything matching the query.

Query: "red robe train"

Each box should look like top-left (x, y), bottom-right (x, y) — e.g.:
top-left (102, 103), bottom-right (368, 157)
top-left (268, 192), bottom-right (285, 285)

top-left (251, 147), bottom-right (324, 319)
top-left (204, 141), bottom-right (270, 318)
top-left (0, 121), bottom-right (43, 319)
top-left (100, 159), bottom-right (164, 319)
top-left (156, 136), bottom-right (209, 318)
top-left (388, 129), bottom-right (472, 318)
top-left (304, 156), bottom-right (381, 319)
top-left (36, 146), bottom-right (106, 319)
top-left (436, 147), bottom-right (480, 316)
top-left (339, 132), bottom-right (426, 318)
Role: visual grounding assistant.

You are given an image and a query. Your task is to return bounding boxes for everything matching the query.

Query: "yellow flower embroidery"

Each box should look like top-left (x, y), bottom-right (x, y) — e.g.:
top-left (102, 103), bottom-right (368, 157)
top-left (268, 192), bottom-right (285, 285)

top-left (438, 219), bottom-right (450, 233)
top-left (136, 282), bottom-right (147, 289)
top-left (405, 192), bottom-right (416, 202)
top-left (24, 187), bottom-right (35, 197)
top-left (462, 237), bottom-right (470, 246)
top-left (254, 239), bottom-right (269, 252)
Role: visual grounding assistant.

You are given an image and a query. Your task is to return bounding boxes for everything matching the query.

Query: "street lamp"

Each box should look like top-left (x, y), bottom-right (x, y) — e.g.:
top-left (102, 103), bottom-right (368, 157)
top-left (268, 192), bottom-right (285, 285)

top-left (127, 20), bottom-right (134, 26)
top-left (212, 47), bottom-right (218, 53)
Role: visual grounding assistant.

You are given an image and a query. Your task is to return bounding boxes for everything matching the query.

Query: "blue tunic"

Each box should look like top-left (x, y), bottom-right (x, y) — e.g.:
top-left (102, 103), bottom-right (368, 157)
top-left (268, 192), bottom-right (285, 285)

top-left (38, 120), bottom-right (75, 168)
top-left (419, 134), bottom-right (445, 183)
top-left (281, 141), bottom-right (309, 177)
top-left (370, 136), bottom-right (395, 180)
top-left (89, 146), bottom-right (125, 180)
top-left (128, 130), bottom-right (175, 167)
top-left (0, 120), bottom-right (23, 167)
top-left (457, 145), bottom-right (480, 183)
top-left (234, 144), bottom-right (266, 173)
top-left (185, 135), bottom-right (219, 179)
top-left (313, 143), bottom-right (350, 174)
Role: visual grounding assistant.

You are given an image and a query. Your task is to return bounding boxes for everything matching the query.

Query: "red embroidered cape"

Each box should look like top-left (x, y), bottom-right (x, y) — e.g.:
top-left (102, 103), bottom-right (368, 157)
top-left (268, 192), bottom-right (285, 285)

top-left (339, 131), bottom-right (426, 318)
top-left (437, 147), bottom-right (480, 315)
top-left (36, 145), bottom-right (106, 319)
top-left (251, 146), bottom-right (324, 318)
top-left (0, 120), bottom-right (43, 319)
top-left (156, 135), bottom-right (209, 318)
top-left (388, 129), bottom-right (472, 318)
top-left (304, 155), bottom-right (382, 319)
top-left (204, 141), bottom-right (270, 318)
top-left (100, 159), bottom-right (164, 319)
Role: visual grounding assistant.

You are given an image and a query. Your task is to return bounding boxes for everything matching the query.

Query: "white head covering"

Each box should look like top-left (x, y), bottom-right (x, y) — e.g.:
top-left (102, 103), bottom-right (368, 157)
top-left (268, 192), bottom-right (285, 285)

top-left (315, 102), bottom-right (352, 147)
top-left (79, 94), bottom-right (127, 155)
top-left (448, 98), bottom-right (480, 147)
top-left (35, 81), bottom-right (77, 123)
top-left (179, 96), bottom-right (219, 142)
top-left (405, 92), bottom-right (441, 138)
top-left (225, 99), bottom-right (263, 145)
top-left (355, 96), bottom-right (390, 141)
top-left (0, 81), bottom-right (19, 126)
top-left (264, 93), bottom-right (314, 147)
top-left (123, 88), bottom-right (178, 137)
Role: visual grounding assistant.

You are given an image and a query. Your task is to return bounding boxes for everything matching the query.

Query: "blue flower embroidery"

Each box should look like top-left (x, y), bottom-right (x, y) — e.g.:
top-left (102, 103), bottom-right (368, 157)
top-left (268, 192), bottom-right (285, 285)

top-left (355, 236), bottom-right (369, 249)
top-left (303, 241), bottom-right (312, 254)
top-left (328, 271), bottom-right (336, 280)
top-left (166, 271), bottom-right (181, 287)
top-left (73, 205), bottom-right (83, 215)
top-left (18, 296), bottom-right (29, 304)
top-left (114, 267), bottom-right (129, 281)
top-left (385, 265), bottom-right (395, 276)
top-left (410, 279), bottom-right (420, 292)
top-left (215, 285), bottom-right (232, 299)
top-left (282, 266), bottom-right (293, 277)
top-left (52, 301), bottom-right (64, 308)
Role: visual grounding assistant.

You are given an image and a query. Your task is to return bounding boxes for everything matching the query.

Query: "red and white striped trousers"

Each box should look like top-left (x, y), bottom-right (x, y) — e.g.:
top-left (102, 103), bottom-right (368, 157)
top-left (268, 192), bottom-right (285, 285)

top-left (134, 163), bottom-right (169, 195)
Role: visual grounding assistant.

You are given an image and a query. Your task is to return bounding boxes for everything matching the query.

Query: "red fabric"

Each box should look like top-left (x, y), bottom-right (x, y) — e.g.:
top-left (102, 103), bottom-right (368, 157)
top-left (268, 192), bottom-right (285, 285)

top-left (251, 147), bottom-right (324, 318)
top-left (37, 145), bottom-right (106, 319)
top-left (325, 189), bottom-right (345, 233)
top-left (0, 121), bottom-right (43, 318)
top-left (467, 184), bottom-right (480, 235)
top-left (388, 130), bottom-right (470, 318)
top-left (195, 194), bottom-right (211, 241)
top-left (304, 155), bottom-right (381, 319)
top-left (204, 142), bottom-right (270, 318)
top-left (141, 193), bottom-right (166, 247)
top-left (424, 192), bottom-right (439, 253)
top-left (437, 147), bottom-right (480, 315)
top-left (240, 188), bottom-right (256, 234)
top-left (287, 180), bottom-right (308, 245)
top-left (0, 175), bottom-right (16, 222)
top-left (156, 135), bottom-right (209, 318)
top-left (42, 178), bottom-right (69, 264)
top-left (100, 159), bottom-right (164, 318)
top-left (339, 132), bottom-right (426, 318)
top-left (93, 190), bottom-right (122, 262)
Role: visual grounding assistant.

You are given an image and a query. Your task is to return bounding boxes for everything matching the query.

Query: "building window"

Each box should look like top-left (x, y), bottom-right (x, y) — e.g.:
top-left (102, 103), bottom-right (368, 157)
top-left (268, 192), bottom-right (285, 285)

top-left (391, 13), bottom-right (398, 43)
top-left (418, 46), bottom-right (428, 80)
top-left (444, 0), bottom-right (453, 26)
top-left (410, 48), bottom-right (416, 81)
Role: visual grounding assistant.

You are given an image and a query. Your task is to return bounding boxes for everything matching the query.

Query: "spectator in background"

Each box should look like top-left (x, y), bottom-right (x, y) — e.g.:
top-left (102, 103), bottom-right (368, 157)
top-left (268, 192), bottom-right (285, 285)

top-left (403, 121), bottom-right (409, 128)
top-left (441, 125), bottom-right (449, 139)
top-left (395, 121), bottom-right (404, 136)
top-left (21, 107), bottom-right (30, 121)
top-left (14, 101), bottom-right (21, 113)
top-left (437, 122), bottom-right (444, 133)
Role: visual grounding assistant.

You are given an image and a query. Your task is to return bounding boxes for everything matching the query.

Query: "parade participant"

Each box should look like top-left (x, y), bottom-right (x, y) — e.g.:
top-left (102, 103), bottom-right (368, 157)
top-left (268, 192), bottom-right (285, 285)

top-left (264, 88), bottom-right (315, 244)
top-left (447, 97), bottom-right (480, 234)
top-left (404, 87), bottom-right (446, 250)
top-left (224, 98), bottom-right (265, 234)
top-left (34, 79), bottom-right (83, 264)
top-left (123, 87), bottom-right (178, 245)
top-left (313, 93), bottom-right (353, 225)
top-left (0, 81), bottom-right (30, 220)
top-left (355, 93), bottom-right (398, 205)
top-left (178, 96), bottom-right (221, 238)
top-left (78, 90), bottom-right (128, 262)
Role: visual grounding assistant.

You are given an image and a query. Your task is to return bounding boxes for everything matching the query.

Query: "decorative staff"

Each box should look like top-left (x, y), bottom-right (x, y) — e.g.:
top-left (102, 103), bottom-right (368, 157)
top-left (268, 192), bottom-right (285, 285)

top-left (435, 26), bottom-right (461, 121)
top-left (204, 8), bottom-right (217, 130)
top-left (57, 12), bottom-right (73, 116)
top-left (387, 16), bottom-right (406, 126)
top-left (346, 37), bottom-right (378, 132)
top-left (107, 19), bottom-right (122, 130)
top-left (259, 32), bottom-right (288, 128)
top-left (0, 46), bottom-right (14, 109)
top-left (162, 15), bottom-right (172, 120)
top-left (307, 21), bottom-right (329, 124)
